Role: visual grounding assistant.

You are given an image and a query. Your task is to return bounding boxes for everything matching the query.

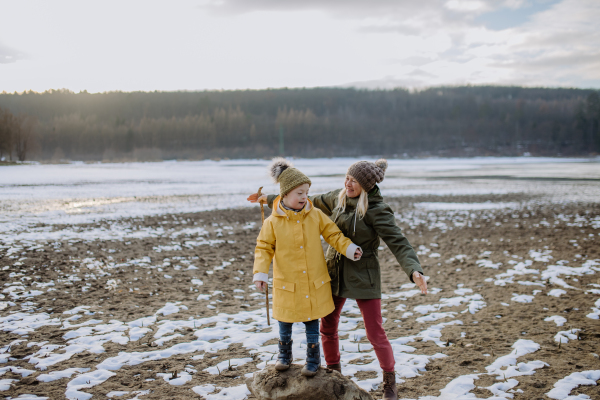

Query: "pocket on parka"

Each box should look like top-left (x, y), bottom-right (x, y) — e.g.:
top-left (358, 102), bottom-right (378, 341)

top-left (313, 274), bottom-right (332, 307)
top-left (346, 258), bottom-right (375, 289)
top-left (273, 279), bottom-right (295, 310)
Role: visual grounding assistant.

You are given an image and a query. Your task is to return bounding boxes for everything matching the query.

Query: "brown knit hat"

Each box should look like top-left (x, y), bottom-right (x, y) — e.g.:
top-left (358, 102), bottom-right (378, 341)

top-left (269, 157), bottom-right (312, 197)
top-left (347, 159), bottom-right (388, 192)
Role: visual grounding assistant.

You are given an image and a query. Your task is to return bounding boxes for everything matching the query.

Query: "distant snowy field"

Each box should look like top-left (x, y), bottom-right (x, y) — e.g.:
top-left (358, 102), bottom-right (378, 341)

top-left (1, 157), bottom-right (599, 234)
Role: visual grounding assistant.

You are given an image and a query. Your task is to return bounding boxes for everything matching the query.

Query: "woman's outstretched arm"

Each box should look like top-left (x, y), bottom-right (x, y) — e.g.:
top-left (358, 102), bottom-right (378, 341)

top-left (369, 203), bottom-right (427, 293)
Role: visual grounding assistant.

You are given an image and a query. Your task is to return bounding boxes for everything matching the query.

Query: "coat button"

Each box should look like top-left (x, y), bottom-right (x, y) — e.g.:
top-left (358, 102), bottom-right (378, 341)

top-left (303, 271), bottom-right (306, 273)
top-left (308, 317), bottom-right (311, 320)
top-left (300, 246), bottom-right (303, 249)
top-left (322, 281), bottom-right (324, 284)
top-left (306, 295), bottom-right (309, 298)
top-left (282, 286), bottom-right (285, 289)
top-left (297, 221), bottom-right (300, 223)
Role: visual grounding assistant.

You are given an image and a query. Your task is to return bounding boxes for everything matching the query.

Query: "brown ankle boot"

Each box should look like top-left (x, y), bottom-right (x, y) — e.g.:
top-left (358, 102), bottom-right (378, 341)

top-left (382, 371), bottom-right (398, 400)
top-left (326, 363), bottom-right (342, 374)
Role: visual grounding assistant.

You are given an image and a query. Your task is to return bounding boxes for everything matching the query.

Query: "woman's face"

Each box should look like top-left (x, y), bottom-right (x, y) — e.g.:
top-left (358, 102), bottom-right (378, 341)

top-left (345, 175), bottom-right (363, 198)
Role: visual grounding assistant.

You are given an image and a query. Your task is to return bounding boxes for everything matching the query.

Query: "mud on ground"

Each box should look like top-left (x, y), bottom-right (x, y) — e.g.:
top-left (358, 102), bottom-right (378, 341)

top-left (1, 194), bottom-right (599, 399)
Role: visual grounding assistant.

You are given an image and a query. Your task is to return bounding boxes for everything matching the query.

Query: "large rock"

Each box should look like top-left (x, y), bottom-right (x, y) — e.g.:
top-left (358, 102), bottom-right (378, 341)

top-left (246, 364), bottom-right (373, 400)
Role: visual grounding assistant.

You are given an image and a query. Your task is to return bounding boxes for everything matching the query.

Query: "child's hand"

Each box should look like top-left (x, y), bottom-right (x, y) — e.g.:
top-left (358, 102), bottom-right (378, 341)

top-left (254, 281), bottom-right (267, 292)
top-left (413, 271), bottom-right (428, 294)
top-left (247, 193), bottom-right (268, 204)
top-left (353, 247), bottom-right (362, 261)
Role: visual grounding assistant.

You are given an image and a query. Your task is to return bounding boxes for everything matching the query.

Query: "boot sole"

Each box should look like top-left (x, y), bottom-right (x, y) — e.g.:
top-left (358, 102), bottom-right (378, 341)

top-left (275, 363), bottom-right (290, 371)
top-left (301, 367), bottom-right (318, 377)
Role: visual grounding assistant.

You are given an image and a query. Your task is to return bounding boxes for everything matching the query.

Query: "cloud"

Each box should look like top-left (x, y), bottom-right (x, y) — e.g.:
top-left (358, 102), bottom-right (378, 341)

top-left (474, 0), bottom-right (562, 30)
top-left (338, 0), bottom-right (599, 89)
top-left (199, 0), bottom-right (436, 16)
top-left (444, 0), bottom-right (490, 13)
top-left (338, 76), bottom-right (427, 90)
top-left (387, 56), bottom-right (436, 66)
top-left (199, 0), bottom-right (496, 29)
top-left (407, 69), bottom-right (438, 78)
top-left (1, 0), bottom-right (598, 92)
top-left (488, 0), bottom-right (600, 86)
top-left (128, 0), bottom-right (600, 89)
top-left (0, 42), bottom-right (26, 64)
top-left (357, 23), bottom-right (422, 36)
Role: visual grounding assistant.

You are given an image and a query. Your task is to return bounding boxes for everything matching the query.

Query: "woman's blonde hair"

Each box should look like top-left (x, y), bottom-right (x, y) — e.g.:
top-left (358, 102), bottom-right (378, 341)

top-left (337, 186), bottom-right (369, 220)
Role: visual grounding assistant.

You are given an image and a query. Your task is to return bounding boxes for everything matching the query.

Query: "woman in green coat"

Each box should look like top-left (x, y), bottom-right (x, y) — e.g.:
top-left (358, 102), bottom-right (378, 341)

top-left (249, 159), bottom-right (427, 400)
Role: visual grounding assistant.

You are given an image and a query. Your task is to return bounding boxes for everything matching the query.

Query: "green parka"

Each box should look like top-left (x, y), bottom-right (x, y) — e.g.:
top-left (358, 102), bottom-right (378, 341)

top-left (267, 186), bottom-right (423, 299)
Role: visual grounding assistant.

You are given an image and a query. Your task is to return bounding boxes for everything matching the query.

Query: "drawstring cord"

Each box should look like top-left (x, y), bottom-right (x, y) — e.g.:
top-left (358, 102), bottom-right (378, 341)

top-left (332, 208), bottom-right (343, 261)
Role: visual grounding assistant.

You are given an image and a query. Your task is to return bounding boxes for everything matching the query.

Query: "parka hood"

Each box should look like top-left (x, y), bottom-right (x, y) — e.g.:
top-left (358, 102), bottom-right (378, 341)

top-left (368, 185), bottom-right (383, 203)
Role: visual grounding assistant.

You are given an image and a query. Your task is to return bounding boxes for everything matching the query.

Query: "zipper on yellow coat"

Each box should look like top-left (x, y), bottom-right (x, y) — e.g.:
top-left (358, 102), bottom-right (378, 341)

top-left (254, 197), bottom-right (359, 323)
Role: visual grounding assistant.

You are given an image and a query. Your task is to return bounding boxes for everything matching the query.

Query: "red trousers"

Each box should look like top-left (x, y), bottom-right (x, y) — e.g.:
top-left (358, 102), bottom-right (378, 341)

top-left (320, 295), bottom-right (395, 372)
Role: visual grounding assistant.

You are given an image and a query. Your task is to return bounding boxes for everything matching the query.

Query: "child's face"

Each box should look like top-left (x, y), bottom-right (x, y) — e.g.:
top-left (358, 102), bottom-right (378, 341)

top-left (283, 183), bottom-right (310, 209)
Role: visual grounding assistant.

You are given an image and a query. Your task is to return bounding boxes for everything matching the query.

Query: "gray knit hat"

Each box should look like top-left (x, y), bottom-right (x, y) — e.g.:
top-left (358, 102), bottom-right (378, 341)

top-left (269, 157), bottom-right (312, 197)
top-left (347, 159), bottom-right (388, 192)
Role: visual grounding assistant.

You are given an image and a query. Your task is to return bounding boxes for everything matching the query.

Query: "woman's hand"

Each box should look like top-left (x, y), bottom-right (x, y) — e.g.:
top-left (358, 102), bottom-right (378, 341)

top-left (255, 281), bottom-right (267, 292)
top-left (353, 247), bottom-right (363, 261)
top-left (247, 193), bottom-right (267, 204)
top-left (413, 271), bottom-right (428, 294)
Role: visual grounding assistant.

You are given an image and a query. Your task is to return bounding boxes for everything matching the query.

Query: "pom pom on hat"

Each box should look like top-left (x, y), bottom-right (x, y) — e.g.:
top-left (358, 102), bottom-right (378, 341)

top-left (268, 157), bottom-right (312, 197)
top-left (375, 159), bottom-right (388, 174)
top-left (269, 157), bottom-right (293, 183)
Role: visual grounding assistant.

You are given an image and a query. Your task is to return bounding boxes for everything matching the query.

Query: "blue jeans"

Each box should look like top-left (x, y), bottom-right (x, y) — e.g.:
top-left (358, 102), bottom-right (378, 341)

top-left (279, 319), bottom-right (320, 344)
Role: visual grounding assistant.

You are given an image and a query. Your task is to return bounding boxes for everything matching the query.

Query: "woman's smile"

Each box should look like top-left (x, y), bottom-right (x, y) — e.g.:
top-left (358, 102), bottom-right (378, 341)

top-left (344, 175), bottom-right (362, 198)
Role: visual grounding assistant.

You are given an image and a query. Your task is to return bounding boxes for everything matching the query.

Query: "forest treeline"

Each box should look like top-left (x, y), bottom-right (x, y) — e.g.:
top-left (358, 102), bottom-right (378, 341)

top-left (0, 86), bottom-right (599, 162)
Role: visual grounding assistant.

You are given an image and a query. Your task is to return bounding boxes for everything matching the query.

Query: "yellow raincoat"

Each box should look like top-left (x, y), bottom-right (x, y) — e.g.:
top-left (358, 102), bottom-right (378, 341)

top-left (253, 197), bottom-right (359, 323)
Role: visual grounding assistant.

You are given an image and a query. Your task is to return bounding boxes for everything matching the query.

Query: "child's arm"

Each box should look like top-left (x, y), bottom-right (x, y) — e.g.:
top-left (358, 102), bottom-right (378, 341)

top-left (318, 211), bottom-right (362, 260)
top-left (253, 219), bottom-right (276, 290)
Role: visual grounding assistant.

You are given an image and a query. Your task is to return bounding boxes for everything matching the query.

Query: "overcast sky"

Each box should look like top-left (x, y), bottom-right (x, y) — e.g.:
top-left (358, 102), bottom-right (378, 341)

top-left (1, 0), bottom-right (598, 93)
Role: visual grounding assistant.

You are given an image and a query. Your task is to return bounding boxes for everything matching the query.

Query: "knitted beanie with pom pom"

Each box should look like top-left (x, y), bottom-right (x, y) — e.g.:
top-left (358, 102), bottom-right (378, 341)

top-left (346, 159), bottom-right (388, 192)
top-left (269, 157), bottom-right (312, 197)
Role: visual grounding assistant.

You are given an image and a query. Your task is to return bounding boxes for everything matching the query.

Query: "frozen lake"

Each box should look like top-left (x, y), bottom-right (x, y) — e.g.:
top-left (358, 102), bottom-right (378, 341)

top-left (1, 157), bottom-right (599, 233)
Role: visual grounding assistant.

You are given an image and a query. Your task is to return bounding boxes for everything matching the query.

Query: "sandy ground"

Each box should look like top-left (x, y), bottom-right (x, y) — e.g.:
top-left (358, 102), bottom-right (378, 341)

top-left (1, 194), bottom-right (599, 400)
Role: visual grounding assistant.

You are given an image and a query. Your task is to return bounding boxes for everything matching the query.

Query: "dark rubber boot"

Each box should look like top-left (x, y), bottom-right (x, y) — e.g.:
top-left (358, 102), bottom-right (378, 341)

top-left (326, 363), bottom-right (342, 374)
top-left (382, 371), bottom-right (398, 400)
top-left (301, 343), bottom-right (321, 377)
top-left (275, 339), bottom-right (293, 371)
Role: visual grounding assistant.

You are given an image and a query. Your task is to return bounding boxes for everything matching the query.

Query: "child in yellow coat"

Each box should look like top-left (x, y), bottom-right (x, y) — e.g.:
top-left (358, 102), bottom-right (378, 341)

top-left (253, 158), bottom-right (362, 376)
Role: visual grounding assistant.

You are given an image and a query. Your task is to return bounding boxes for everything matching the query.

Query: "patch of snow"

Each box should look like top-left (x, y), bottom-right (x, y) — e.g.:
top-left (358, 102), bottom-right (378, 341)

top-left (555, 329), bottom-right (580, 344)
top-left (546, 370), bottom-right (600, 400)
top-left (511, 293), bottom-right (534, 303)
top-left (37, 368), bottom-right (91, 382)
top-left (544, 316), bottom-right (567, 327)
top-left (548, 289), bottom-right (567, 297)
